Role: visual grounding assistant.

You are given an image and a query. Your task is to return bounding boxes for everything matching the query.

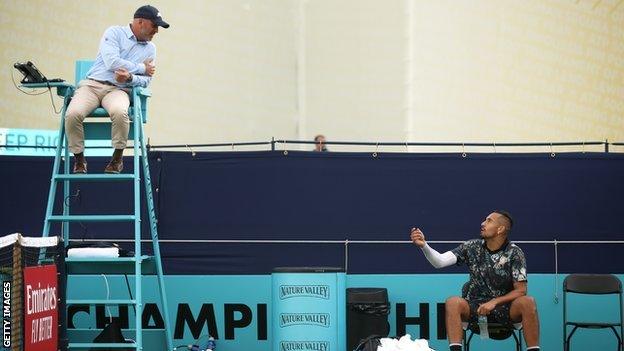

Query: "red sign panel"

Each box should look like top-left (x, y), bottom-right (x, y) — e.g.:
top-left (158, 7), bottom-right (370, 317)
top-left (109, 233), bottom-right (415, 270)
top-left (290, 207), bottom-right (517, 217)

top-left (23, 264), bottom-right (58, 351)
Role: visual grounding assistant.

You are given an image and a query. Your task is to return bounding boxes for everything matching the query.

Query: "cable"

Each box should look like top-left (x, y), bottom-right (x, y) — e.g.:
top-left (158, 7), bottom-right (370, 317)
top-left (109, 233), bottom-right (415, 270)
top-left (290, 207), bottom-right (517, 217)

top-left (123, 274), bottom-right (136, 315)
top-left (172, 334), bottom-right (214, 350)
top-left (46, 81), bottom-right (62, 114)
top-left (11, 67), bottom-right (47, 95)
top-left (11, 66), bottom-right (62, 113)
top-left (63, 189), bottom-right (81, 207)
top-left (64, 189), bottom-right (88, 239)
top-left (101, 274), bottom-right (112, 324)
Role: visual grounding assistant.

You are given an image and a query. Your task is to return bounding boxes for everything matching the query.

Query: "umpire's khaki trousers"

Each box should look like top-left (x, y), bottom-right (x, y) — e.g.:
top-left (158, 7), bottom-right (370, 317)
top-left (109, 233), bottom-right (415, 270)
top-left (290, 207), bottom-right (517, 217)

top-left (65, 79), bottom-right (130, 154)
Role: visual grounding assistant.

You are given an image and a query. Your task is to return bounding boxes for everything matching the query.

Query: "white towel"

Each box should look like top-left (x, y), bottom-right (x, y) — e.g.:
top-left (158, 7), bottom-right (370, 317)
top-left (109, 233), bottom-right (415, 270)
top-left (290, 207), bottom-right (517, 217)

top-left (377, 334), bottom-right (434, 351)
top-left (67, 247), bottom-right (119, 258)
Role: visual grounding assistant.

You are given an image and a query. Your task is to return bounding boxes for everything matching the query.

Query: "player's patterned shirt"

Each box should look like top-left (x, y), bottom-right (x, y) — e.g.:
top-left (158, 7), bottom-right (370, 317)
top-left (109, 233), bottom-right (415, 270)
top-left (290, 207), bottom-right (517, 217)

top-left (451, 239), bottom-right (527, 301)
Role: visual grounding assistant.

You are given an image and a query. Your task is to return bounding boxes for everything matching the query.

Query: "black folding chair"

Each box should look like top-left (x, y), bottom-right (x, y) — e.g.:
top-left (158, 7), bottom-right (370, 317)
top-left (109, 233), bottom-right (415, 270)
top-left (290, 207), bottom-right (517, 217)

top-left (460, 283), bottom-right (523, 351)
top-left (563, 274), bottom-right (623, 351)
top-left (463, 321), bottom-right (522, 351)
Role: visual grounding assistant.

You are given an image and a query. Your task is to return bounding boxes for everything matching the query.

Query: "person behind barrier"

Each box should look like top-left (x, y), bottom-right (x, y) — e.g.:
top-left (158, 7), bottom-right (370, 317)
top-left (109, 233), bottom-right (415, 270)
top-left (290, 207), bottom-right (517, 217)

top-left (65, 5), bottom-right (169, 174)
top-left (313, 134), bottom-right (328, 152)
top-left (410, 211), bottom-right (540, 351)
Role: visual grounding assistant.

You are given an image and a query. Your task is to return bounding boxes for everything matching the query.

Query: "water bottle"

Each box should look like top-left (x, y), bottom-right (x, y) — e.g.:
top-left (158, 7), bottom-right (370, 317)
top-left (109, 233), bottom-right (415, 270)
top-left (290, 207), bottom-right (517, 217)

top-left (205, 336), bottom-right (216, 351)
top-left (477, 315), bottom-right (489, 339)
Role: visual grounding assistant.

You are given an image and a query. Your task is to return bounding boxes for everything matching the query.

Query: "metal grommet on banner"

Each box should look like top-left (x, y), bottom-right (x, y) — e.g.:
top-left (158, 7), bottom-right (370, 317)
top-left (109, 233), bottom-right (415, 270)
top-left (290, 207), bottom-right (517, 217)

top-left (372, 142), bottom-right (379, 158)
top-left (550, 143), bottom-right (555, 158)
top-left (185, 144), bottom-right (196, 158)
top-left (462, 143), bottom-right (467, 158)
top-left (283, 140), bottom-right (288, 156)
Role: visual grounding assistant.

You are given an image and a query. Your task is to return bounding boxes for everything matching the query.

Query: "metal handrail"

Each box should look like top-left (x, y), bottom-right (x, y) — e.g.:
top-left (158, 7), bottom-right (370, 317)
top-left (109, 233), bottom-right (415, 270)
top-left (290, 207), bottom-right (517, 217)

top-left (3, 139), bottom-right (624, 152)
top-left (68, 238), bottom-right (624, 244)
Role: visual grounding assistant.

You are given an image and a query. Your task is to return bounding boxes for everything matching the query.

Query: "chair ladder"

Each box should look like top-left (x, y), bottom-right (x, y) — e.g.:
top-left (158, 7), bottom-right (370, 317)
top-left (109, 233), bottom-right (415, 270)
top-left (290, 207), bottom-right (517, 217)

top-left (42, 87), bottom-right (174, 351)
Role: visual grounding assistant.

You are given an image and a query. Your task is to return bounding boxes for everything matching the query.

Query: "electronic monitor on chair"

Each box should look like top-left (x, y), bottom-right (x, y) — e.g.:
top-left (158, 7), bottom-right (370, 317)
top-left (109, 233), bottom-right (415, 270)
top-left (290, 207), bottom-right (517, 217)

top-left (13, 61), bottom-right (64, 84)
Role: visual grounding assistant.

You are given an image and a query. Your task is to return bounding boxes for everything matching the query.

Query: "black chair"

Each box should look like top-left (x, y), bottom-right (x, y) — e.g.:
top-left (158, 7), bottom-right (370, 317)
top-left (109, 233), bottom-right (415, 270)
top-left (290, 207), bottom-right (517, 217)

top-left (464, 321), bottom-right (522, 351)
top-left (460, 283), bottom-right (523, 351)
top-left (563, 274), bottom-right (623, 351)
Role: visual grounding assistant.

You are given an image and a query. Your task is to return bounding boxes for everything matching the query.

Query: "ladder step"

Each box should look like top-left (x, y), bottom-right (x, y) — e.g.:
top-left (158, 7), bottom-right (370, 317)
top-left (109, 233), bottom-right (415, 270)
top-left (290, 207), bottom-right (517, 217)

top-left (48, 215), bottom-right (135, 222)
top-left (66, 256), bottom-right (156, 275)
top-left (66, 299), bottom-right (136, 305)
top-left (68, 342), bottom-right (137, 349)
top-left (54, 174), bottom-right (136, 182)
top-left (66, 257), bottom-right (147, 263)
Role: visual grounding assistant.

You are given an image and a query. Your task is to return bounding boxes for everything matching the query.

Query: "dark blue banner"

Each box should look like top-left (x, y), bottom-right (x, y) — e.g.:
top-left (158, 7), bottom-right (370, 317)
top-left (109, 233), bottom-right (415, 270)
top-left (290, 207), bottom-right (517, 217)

top-left (2, 151), bottom-right (623, 274)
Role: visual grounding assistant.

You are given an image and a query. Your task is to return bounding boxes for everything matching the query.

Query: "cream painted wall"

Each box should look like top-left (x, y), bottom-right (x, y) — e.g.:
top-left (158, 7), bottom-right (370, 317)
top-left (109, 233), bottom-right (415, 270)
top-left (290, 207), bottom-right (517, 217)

top-left (1, 0), bottom-right (623, 150)
top-left (304, 0), bottom-right (407, 143)
top-left (304, 0), bottom-right (624, 152)
top-left (0, 0), bottom-right (297, 146)
top-left (408, 0), bottom-right (624, 144)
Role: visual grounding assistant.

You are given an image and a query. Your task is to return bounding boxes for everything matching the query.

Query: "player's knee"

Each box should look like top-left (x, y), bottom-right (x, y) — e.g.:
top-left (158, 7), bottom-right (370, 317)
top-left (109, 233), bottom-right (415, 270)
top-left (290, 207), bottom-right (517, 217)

top-left (445, 296), bottom-right (466, 311)
top-left (517, 295), bottom-right (537, 313)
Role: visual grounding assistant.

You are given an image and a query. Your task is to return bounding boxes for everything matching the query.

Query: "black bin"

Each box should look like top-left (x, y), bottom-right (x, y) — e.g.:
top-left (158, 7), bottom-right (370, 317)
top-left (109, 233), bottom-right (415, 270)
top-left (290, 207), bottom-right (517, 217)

top-left (347, 288), bottom-right (390, 351)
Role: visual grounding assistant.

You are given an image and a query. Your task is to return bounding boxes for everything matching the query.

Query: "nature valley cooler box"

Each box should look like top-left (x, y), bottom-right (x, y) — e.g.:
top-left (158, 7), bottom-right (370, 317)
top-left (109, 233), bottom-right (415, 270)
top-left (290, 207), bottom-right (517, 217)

top-left (272, 267), bottom-right (346, 351)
